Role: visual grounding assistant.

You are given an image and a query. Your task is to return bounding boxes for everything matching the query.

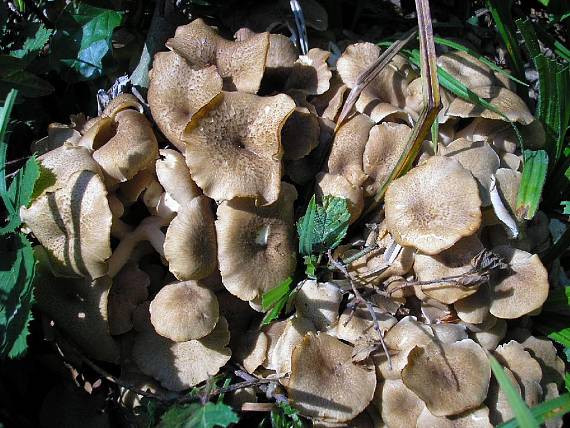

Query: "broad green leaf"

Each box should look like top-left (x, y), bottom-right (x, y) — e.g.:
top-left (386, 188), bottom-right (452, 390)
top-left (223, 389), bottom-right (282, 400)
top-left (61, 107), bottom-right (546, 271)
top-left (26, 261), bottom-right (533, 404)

top-left (498, 393), bottom-right (570, 428)
top-left (489, 355), bottom-right (539, 428)
top-left (158, 402), bottom-right (239, 428)
top-left (50, 4), bottom-right (123, 80)
top-left (563, 201), bottom-right (570, 215)
top-left (261, 297), bottom-right (288, 326)
top-left (0, 232), bottom-right (36, 359)
top-left (262, 277), bottom-right (293, 311)
top-left (515, 150), bottom-right (548, 221)
top-left (10, 24), bottom-right (53, 60)
top-left (297, 195), bottom-right (351, 257)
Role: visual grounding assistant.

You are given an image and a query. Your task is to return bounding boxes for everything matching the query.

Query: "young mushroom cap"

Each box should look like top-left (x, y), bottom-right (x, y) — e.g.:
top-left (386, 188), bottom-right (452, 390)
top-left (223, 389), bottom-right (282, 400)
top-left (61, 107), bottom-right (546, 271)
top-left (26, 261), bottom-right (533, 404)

top-left (233, 330), bottom-right (268, 374)
top-left (494, 168), bottom-right (522, 219)
top-left (489, 245), bottom-right (549, 319)
top-left (149, 280), bottom-right (219, 342)
top-left (287, 332), bottom-right (376, 422)
top-left (294, 280), bottom-right (343, 331)
top-left (166, 18), bottom-right (269, 93)
top-left (454, 282), bottom-right (492, 324)
top-left (155, 149), bottom-right (201, 209)
top-left (184, 91), bottom-right (295, 205)
top-left (148, 51), bottom-right (223, 151)
top-left (281, 107), bottom-right (321, 160)
top-left (486, 365), bottom-right (521, 425)
top-left (285, 48), bottom-right (332, 95)
top-left (216, 182), bottom-right (297, 301)
top-left (164, 196), bottom-right (217, 281)
top-left (416, 405), bottom-right (493, 428)
top-left (268, 316), bottom-right (315, 376)
top-left (384, 156), bottom-right (482, 255)
top-left (21, 170), bottom-right (112, 278)
top-left (315, 172), bottom-right (364, 224)
top-left (380, 378), bottom-right (426, 428)
top-left (401, 338), bottom-right (491, 416)
top-left (471, 318), bottom-right (507, 351)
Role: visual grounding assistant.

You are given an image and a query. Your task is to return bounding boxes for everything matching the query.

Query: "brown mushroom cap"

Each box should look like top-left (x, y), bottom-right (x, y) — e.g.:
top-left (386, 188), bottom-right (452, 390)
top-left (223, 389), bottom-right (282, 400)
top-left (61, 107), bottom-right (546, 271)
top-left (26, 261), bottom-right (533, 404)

top-left (471, 318), bottom-right (507, 351)
top-left (132, 316), bottom-right (231, 391)
top-left (416, 405), bottom-right (493, 428)
top-left (336, 305), bottom-right (397, 346)
top-left (166, 18), bottom-right (269, 93)
top-left (234, 330), bottom-right (268, 374)
top-left (402, 339), bottom-right (491, 416)
top-left (269, 316), bottom-right (315, 376)
top-left (295, 280), bottom-right (343, 331)
top-left (164, 196), bottom-right (217, 281)
top-left (315, 172), bottom-right (364, 224)
top-left (285, 48), bottom-right (332, 95)
top-left (155, 149), bottom-right (201, 209)
top-left (486, 365), bottom-right (521, 425)
top-left (183, 91), bottom-right (295, 205)
top-left (287, 332), bottom-right (376, 422)
top-left (149, 281), bottom-right (219, 342)
top-left (311, 73), bottom-right (348, 122)
top-left (495, 168), bottom-right (522, 218)
top-left (281, 107), bottom-right (320, 160)
top-left (438, 50), bottom-right (499, 88)
top-left (380, 378), bottom-right (426, 428)
top-left (148, 51), bottom-right (223, 151)
top-left (216, 182), bottom-right (297, 301)
top-left (413, 234), bottom-right (485, 304)
top-left (21, 170), bottom-right (112, 278)
top-left (454, 282), bottom-right (492, 324)
top-left (385, 156), bottom-right (482, 255)
top-left (489, 245), bottom-right (549, 319)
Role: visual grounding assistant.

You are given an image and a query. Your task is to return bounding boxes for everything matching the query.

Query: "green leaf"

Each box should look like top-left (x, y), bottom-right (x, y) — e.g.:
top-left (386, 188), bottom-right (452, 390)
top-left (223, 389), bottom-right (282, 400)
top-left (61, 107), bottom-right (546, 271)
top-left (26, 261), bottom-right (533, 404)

top-left (0, 89), bottom-right (18, 203)
top-left (297, 195), bottom-right (351, 257)
top-left (515, 150), bottom-right (548, 221)
top-left (0, 58), bottom-right (54, 98)
top-left (158, 402), bottom-right (239, 428)
top-left (489, 355), bottom-right (539, 428)
top-left (262, 277), bottom-right (293, 311)
top-left (563, 201), bottom-right (570, 215)
top-left (548, 328), bottom-right (570, 348)
top-left (50, 4), bottom-right (123, 80)
top-left (0, 232), bottom-right (36, 359)
top-left (498, 393), bottom-right (570, 428)
top-left (270, 402), bottom-right (305, 428)
top-left (303, 255), bottom-right (318, 279)
top-left (10, 24), bottom-right (53, 60)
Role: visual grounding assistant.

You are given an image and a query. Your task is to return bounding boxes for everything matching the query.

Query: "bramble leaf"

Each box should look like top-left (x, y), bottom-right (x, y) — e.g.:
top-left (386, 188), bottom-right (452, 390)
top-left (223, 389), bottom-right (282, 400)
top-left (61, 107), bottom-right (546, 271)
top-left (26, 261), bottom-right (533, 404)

top-left (158, 401), bottom-right (239, 428)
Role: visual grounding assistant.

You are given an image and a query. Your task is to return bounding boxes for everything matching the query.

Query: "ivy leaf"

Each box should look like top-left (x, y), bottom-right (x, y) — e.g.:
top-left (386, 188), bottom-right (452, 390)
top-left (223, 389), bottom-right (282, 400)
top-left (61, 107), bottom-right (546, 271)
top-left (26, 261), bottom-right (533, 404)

top-left (158, 402), bottom-right (239, 428)
top-left (50, 3), bottom-right (123, 80)
top-left (297, 195), bottom-right (351, 257)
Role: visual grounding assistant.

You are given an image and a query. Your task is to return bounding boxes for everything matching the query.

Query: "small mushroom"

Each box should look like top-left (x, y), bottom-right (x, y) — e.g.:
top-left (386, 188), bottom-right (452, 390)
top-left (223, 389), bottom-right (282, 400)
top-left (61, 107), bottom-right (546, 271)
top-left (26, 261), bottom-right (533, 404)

top-left (380, 378), bottom-right (426, 428)
top-left (294, 280), bottom-right (343, 331)
top-left (233, 330), bottom-right (268, 374)
top-left (470, 318), bottom-right (507, 351)
top-left (416, 405), bottom-right (493, 428)
top-left (285, 48), bottom-right (332, 95)
top-left (486, 365), bottom-right (521, 425)
top-left (268, 316), bottom-right (315, 376)
top-left (281, 107), bottom-right (321, 160)
top-left (155, 149), bottom-right (201, 209)
top-left (384, 156), bottom-right (482, 255)
top-left (315, 172), bottom-right (364, 223)
top-left (437, 51), bottom-right (500, 88)
top-left (454, 282), bottom-right (492, 324)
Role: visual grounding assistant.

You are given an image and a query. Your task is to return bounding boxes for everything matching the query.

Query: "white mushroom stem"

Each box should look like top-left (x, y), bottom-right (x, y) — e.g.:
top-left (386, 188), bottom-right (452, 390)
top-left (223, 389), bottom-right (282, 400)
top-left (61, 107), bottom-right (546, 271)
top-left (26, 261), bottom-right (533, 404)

top-left (107, 216), bottom-right (167, 277)
top-left (489, 174), bottom-right (519, 239)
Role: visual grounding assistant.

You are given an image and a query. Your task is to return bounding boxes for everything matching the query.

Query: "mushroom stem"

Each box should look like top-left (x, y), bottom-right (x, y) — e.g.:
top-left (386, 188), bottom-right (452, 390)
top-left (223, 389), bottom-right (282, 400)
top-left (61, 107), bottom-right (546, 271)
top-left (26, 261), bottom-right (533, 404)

top-left (111, 218), bottom-right (133, 239)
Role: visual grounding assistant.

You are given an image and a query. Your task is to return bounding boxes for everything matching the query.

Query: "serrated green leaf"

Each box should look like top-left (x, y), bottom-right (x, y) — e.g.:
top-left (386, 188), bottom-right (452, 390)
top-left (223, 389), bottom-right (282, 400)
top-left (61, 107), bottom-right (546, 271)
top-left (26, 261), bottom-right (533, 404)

top-left (515, 150), bottom-right (548, 221)
top-left (498, 393), bottom-right (570, 428)
top-left (50, 4), bottom-right (123, 80)
top-left (563, 201), bottom-right (570, 215)
top-left (489, 355), bottom-right (539, 428)
top-left (158, 402), bottom-right (239, 428)
top-left (548, 328), bottom-right (570, 348)
top-left (10, 24), bottom-right (53, 60)
top-left (297, 195), bottom-right (351, 257)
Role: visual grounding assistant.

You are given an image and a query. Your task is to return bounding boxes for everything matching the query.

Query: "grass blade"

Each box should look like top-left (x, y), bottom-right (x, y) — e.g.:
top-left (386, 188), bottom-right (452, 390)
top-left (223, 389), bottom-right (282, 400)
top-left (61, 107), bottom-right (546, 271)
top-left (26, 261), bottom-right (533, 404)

top-left (0, 89), bottom-right (18, 206)
top-left (489, 355), bottom-right (539, 428)
top-left (515, 150), bottom-right (548, 220)
top-left (498, 393), bottom-right (570, 428)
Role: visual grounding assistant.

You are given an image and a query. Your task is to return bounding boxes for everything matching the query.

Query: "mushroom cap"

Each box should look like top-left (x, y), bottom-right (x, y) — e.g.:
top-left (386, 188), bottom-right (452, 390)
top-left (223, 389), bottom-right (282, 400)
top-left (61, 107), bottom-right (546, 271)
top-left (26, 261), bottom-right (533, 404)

top-left (327, 113), bottom-right (374, 187)
top-left (264, 33), bottom-right (298, 77)
top-left (148, 51), bottom-right (223, 151)
top-left (384, 156), bottom-right (482, 255)
top-left (164, 196), bottom-right (217, 281)
top-left (315, 172), bottom-right (364, 224)
top-left (216, 182), bottom-right (297, 301)
top-left (287, 332), bottom-right (376, 422)
top-left (380, 378), bottom-right (426, 428)
top-left (446, 86), bottom-right (534, 125)
top-left (486, 365), bottom-right (521, 425)
top-left (337, 43), bottom-right (415, 108)
top-left (132, 316), bottom-right (231, 391)
top-left (92, 109), bottom-right (159, 187)
top-left (413, 234), bottom-right (485, 304)
top-left (439, 139), bottom-right (500, 206)
top-left (282, 107), bottom-right (320, 160)
top-left (357, 98), bottom-right (412, 125)
top-left (430, 323), bottom-right (469, 344)
top-left (294, 280), bottom-right (343, 331)
top-left (149, 280), bottom-right (219, 342)
top-left (311, 73), bottom-right (348, 122)
top-left (471, 318), bottom-right (507, 351)
top-left (268, 316), bottom-right (315, 376)
top-left (184, 91), bottom-right (295, 205)
top-left (234, 330), bottom-right (268, 374)
top-left (363, 122), bottom-right (412, 197)
top-left (108, 263), bottom-right (150, 335)
top-left (21, 170), bottom-right (112, 278)
top-left (285, 48), bottom-right (332, 95)
top-left (166, 18), bottom-right (269, 93)
top-left (437, 50), bottom-right (499, 89)
top-left (402, 339), bottom-right (491, 416)
top-left (454, 282), bottom-right (492, 324)
top-left (416, 405), bottom-right (493, 428)
top-left (155, 149), bottom-right (201, 209)
top-left (495, 168), bottom-right (522, 218)
top-left (117, 167), bottom-right (155, 206)
top-left (489, 246), bottom-right (549, 319)
top-left (336, 305), bottom-right (397, 346)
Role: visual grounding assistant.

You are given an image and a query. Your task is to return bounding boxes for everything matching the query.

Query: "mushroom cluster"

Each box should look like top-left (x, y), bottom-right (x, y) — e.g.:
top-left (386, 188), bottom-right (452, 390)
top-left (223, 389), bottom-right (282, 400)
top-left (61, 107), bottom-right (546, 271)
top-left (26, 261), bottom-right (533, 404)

top-left (24, 17), bottom-right (562, 427)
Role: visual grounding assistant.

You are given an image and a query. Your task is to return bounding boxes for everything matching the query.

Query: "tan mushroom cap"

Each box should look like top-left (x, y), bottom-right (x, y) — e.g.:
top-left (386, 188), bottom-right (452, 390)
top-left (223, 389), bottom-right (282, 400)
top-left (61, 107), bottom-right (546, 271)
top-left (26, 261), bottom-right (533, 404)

top-left (108, 263), bottom-right (150, 335)
top-left (471, 318), bottom-right (507, 351)
top-left (102, 94), bottom-right (144, 118)
top-left (454, 282), bottom-right (492, 324)
top-left (269, 316), bottom-right (315, 376)
top-left (35, 250), bottom-right (119, 362)
top-left (183, 91), bottom-right (295, 205)
top-left (439, 139), bottom-right (500, 206)
top-left (494, 341), bottom-right (543, 406)
top-left (489, 245), bottom-right (549, 319)
top-left (385, 156), bottom-right (482, 255)
top-left (285, 48), bottom-right (332, 95)
top-left (402, 338), bottom-right (490, 416)
top-left (363, 122), bottom-right (412, 197)
top-left (486, 365), bottom-right (520, 425)
top-left (117, 167), bottom-right (155, 206)
top-left (380, 378), bottom-right (426, 428)
top-left (164, 196), bottom-right (217, 281)
top-left (216, 182), bottom-right (297, 301)
top-left (32, 119), bottom-right (83, 155)
top-left (132, 316), bottom-right (231, 391)
top-left (234, 330), bottom-right (268, 374)
top-left (438, 50), bottom-right (499, 89)
top-left (282, 107), bottom-right (320, 160)
top-left (264, 33), bottom-right (298, 78)
top-left (336, 305), bottom-right (397, 346)
top-left (430, 323), bottom-right (469, 344)
top-left (149, 281), bottom-right (219, 342)
top-left (21, 170), bottom-right (112, 278)
top-left (155, 149), bottom-right (201, 209)
top-left (495, 168), bottom-right (522, 218)
top-left (413, 234), bottom-right (485, 304)
top-left (166, 18), bottom-right (269, 94)
top-left (337, 43), bottom-right (415, 108)
top-left (294, 280), bottom-right (343, 331)
top-left (416, 405), bottom-right (493, 428)
top-left (446, 86), bottom-right (534, 125)
top-left (315, 172), bottom-right (364, 224)
top-left (327, 113), bottom-right (374, 187)
top-left (287, 332), bottom-right (376, 422)
top-left (311, 73), bottom-right (348, 122)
